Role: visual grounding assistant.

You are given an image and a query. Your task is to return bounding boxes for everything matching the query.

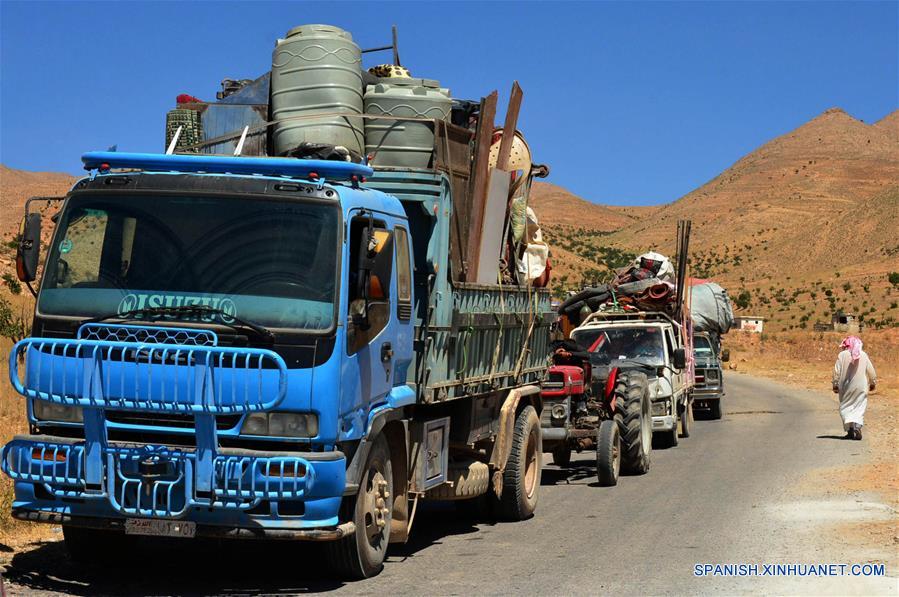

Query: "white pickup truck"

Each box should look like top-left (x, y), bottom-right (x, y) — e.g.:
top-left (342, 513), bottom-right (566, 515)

top-left (568, 311), bottom-right (694, 447)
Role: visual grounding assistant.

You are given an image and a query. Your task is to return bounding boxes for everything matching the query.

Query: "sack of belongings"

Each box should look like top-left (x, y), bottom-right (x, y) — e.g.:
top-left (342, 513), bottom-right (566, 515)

top-left (630, 252), bottom-right (675, 283)
top-left (558, 285), bottom-right (612, 326)
top-left (690, 282), bottom-right (734, 337)
top-left (611, 251), bottom-right (677, 312)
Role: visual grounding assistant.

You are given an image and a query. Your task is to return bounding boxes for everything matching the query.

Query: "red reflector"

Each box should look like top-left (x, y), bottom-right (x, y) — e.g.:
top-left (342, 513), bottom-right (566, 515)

top-left (31, 449), bottom-right (66, 462)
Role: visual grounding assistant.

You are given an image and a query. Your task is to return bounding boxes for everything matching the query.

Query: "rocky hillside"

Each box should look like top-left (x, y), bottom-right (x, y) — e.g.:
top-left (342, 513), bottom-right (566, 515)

top-left (0, 166), bottom-right (75, 296)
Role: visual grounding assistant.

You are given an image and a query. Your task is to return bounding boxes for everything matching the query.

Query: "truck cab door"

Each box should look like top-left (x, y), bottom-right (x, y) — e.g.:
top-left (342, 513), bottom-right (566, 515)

top-left (665, 327), bottom-right (685, 402)
top-left (343, 213), bottom-right (399, 434)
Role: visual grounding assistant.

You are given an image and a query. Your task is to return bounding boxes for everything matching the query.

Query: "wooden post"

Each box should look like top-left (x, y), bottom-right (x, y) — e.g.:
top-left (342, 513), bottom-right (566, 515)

top-left (464, 91), bottom-right (498, 282)
top-left (496, 81), bottom-right (523, 172)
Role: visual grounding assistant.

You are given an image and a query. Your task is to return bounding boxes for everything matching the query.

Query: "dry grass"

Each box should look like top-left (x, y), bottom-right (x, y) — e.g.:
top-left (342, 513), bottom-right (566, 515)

top-left (0, 338), bottom-right (54, 548)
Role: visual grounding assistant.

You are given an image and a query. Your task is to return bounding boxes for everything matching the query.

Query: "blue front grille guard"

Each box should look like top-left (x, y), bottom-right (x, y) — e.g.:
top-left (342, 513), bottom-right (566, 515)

top-left (3, 334), bottom-right (311, 518)
top-left (2, 439), bottom-right (317, 518)
top-left (9, 337), bottom-right (287, 414)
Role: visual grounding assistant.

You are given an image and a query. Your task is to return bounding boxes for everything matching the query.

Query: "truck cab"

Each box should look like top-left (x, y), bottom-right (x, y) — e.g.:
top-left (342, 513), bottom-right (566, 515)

top-left (691, 332), bottom-right (724, 419)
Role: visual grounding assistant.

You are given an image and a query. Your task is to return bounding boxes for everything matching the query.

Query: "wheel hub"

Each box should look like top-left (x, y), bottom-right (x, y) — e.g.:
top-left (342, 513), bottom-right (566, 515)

top-left (370, 474), bottom-right (391, 531)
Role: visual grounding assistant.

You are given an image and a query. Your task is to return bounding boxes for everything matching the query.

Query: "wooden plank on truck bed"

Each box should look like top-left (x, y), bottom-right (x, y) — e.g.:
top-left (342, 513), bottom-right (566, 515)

top-left (496, 81), bottom-right (523, 172)
top-left (464, 91), bottom-right (498, 282)
top-left (435, 120), bottom-right (476, 282)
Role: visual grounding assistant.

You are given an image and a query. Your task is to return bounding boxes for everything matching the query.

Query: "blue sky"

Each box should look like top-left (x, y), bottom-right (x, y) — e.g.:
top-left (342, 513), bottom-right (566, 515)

top-left (1, 1), bottom-right (896, 205)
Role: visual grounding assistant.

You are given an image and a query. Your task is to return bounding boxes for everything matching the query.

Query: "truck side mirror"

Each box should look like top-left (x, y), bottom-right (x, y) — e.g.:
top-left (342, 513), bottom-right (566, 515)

top-left (16, 212), bottom-right (41, 283)
top-left (351, 225), bottom-right (394, 331)
top-left (673, 347), bottom-right (687, 370)
top-left (357, 226), bottom-right (394, 301)
top-left (721, 348), bottom-right (730, 362)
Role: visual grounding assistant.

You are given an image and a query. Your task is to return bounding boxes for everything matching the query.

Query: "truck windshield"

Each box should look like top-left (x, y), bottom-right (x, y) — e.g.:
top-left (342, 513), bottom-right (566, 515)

top-left (39, 193), bottom-right (339, 333)
top-left (572, 327), bottom-right (666, 367)
top-left (694, 335), bottom-right (714, 358)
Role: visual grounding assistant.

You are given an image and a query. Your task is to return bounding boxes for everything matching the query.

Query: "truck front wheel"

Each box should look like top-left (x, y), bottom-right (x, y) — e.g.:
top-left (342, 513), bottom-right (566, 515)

top-left (327, 435), bottom-right (393, 579)
top-left (497, 405), bottom-right (542, 520)
top-left (615, 371), bottom-right (652, 474)
top-left (63, 525), bottom-right (132, 564)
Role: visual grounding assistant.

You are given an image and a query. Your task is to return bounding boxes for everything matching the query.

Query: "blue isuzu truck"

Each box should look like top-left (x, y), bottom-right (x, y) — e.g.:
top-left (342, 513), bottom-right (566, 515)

top-left (4, 126), bottom-right (552, 577)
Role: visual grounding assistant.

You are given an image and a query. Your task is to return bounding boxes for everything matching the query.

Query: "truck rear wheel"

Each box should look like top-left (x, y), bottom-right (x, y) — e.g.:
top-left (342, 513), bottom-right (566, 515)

top-left (596, 418), bottom-right (621, 486)
top-left (615, 371), bottom-right (652, 474)
top-left (326, 435), bottom-right (392, 579)
top-left (680, 397), bottom-right (693, 438)
top-left (497, 405), bottom-right (541, 520)
top-left (709, 398), bottom-right (724, 420)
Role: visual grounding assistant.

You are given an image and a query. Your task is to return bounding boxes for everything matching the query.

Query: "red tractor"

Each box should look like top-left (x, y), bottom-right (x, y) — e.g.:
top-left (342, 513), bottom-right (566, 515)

top-left (540, 337), bottom-right (653, 487)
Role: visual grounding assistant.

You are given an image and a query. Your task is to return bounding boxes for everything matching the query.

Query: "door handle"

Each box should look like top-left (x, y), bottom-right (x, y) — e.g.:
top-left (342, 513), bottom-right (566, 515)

top-left (381, 342), bottom-right (394, 363)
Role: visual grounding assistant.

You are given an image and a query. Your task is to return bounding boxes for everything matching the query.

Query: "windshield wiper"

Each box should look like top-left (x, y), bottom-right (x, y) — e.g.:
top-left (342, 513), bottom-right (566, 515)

top-left (85, 305), bottom-right (276, 343)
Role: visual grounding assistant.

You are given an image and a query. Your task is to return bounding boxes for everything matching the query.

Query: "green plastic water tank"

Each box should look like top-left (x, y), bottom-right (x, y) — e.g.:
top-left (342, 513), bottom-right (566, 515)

top-left (271, 24), bottom-right (364, 155)
top-left (364, 78), bottom-right (452, 168)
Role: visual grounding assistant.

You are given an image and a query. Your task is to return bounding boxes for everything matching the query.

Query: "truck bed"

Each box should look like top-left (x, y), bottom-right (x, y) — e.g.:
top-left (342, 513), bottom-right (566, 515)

top-left (366, 168), bottom-right (553, 404)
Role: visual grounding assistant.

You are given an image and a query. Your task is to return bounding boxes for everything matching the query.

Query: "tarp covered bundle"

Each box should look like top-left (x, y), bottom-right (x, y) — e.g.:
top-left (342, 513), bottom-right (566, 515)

top-left (690, 282), bottom-right (734, 336)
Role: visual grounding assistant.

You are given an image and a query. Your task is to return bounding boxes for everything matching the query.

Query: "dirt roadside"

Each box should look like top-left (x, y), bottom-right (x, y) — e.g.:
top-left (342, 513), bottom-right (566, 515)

top-left (723, 329), bottom-right (899, 562)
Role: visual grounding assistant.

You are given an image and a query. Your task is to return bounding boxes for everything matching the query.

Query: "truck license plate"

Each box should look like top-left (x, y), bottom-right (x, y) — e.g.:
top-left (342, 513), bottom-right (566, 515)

top-left (125, 518), bottom-right (196, 538)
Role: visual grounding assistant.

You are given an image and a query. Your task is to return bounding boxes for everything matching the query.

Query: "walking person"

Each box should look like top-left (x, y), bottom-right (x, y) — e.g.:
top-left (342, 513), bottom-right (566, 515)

top-left (832, 336), bottom-right (877, 440)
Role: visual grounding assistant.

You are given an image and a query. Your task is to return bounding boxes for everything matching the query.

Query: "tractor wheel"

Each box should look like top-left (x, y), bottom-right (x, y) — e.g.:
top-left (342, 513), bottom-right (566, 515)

top-left (614, 371), bottom-right (652, 474)
top-left (596, 418), bottom-right (621, 487)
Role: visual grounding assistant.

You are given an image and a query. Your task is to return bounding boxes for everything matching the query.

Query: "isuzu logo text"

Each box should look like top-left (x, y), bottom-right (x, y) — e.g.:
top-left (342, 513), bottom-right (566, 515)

top-left (117, 293), bottom-right (237, 323)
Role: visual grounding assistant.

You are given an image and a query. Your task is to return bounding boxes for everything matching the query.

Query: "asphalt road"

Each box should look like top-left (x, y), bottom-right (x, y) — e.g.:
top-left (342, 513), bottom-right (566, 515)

top-left (3, 373), bottom-right (895, 595)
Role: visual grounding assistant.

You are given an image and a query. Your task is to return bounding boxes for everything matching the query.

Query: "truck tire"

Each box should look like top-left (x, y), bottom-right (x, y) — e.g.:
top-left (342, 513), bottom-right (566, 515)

top-left (63, 525), bottom-right (131, 564)
top-left (326, 434), bottom-right (392, 579)
top-left (551, 445), bottom-right (572, 467)
top-left (596, 418), bottom-right (621, 486)
top-left (497, 405), bottom-right (542, 520)
top-left (680, 397), bottom-right (693, 438)
top-left (656, 400), bottom-right (679, 448)
top-left (615, 371), bottom-right (651, 474)
top-left (425, 460), bottom-right (490, 500)
top-left (657, 419), bottom-right (678, 448)
top-left (709, 398), bottom-right (724, 420)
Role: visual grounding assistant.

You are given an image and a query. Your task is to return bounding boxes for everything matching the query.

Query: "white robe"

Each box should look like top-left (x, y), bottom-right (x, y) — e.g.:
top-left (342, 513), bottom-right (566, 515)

top-left (832, 349), bottom-right (877, 430)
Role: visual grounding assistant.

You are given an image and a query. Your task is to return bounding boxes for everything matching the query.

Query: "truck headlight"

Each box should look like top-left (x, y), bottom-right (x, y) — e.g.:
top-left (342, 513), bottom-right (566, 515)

top-left (706, 369), bottom-right (719, 381)
top-left (32, 401), bottom-right (83, 423)
top-left (241, 412), bottom-right (319, 438)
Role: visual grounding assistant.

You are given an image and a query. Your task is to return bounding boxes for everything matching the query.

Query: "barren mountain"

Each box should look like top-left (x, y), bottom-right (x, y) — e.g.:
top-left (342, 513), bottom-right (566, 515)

top-left (1, 107), bottom-right (897, 331)
top-left (0, 166), bottom-right (75, 240)
top-left (544, 107), bottom-right (899, 330)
